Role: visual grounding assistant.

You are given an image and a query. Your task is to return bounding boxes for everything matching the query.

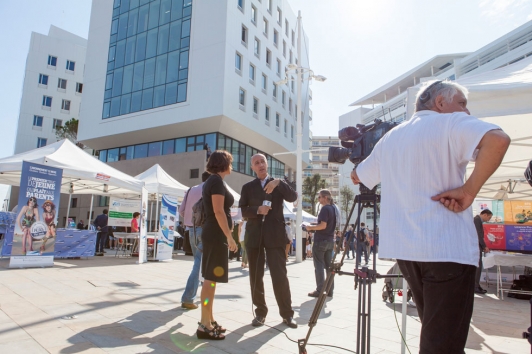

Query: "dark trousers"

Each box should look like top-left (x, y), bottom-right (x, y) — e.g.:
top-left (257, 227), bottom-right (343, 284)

top-left (397, 260), bottom-right (476, 354)
top-left (475, 249), bottom-right (483, 289)
top-left (246, 245), bottom-right (294, 319)
top-left (301, 237), bottom-right (307, 260)
top-left (95, 232), bottom-right (108, 253)
top-left (356, 242), bottom-right (368, 265)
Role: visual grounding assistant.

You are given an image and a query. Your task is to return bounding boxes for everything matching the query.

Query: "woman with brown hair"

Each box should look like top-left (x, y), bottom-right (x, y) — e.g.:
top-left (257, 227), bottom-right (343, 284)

top-left (197, 150), bottom-right (238, 340)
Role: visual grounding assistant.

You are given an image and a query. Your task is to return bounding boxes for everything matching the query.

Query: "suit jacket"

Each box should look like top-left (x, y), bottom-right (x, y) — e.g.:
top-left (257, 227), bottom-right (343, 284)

top-left (473, 215), bottom-right (487, 250)
top-left (240, 177), bottom-right (297, 248)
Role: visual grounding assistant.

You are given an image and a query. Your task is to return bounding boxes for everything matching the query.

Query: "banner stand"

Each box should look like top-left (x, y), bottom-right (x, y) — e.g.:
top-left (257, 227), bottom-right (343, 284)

top-left (137, 187), bottom-right (148, 264)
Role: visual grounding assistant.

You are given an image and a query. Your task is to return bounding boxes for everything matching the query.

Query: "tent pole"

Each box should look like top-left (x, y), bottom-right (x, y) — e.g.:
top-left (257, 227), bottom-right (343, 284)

top-left (155, 193), bottom-right (159, 231)
top-left (66, 193), bottom-right (72, 227)
top-left (149, 199), bottom-right (153, 232)
top-left (88, 194), bottom-right (94, 225)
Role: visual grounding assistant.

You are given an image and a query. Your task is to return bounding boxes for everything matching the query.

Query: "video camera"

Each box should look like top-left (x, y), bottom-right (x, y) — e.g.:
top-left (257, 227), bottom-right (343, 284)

top-left (328, 119), bottom-right (399, 165)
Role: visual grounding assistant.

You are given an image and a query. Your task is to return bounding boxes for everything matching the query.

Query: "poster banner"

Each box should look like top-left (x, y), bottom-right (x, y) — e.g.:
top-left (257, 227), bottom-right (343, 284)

top-left (483, 224), bottom-right (506, 250)
top-left (505, 225), bottom-right (532, 252)
top-left (108, 198), bottom-right (139, 227)
top-left (138, 187), bottom-right (148, 263)
top-left (10, 162), bottom-right (63, 268)
top-left (473, 199), bottom-right (504, 223)
top-left (155, 195), bottom-right (176, 261)
top-left (504, 201), bottom-right (532, 225)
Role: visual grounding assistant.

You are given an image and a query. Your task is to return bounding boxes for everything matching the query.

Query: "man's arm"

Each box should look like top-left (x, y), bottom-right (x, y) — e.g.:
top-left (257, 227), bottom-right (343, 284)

top-left (178, 190), bottom-right (188, 218)
top-left (239, 184), bottom-right (260, 219)
top-left (432, 130), bottom-right (510, 212)
top-left (264, 179), bottom-right (297, 202)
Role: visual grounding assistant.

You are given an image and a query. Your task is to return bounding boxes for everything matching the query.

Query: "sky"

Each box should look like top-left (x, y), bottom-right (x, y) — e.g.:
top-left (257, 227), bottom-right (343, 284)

top-left (1, 0), bottom-right (532, 204)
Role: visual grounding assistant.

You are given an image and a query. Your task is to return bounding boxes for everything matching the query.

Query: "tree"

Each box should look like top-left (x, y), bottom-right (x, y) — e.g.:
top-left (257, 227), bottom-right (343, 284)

top-left (302, 174), bottom-right (326, 215)
top-left (339, 185), bottom-right (355, 228)
top-left (55, 118), bottom-right (86, 149)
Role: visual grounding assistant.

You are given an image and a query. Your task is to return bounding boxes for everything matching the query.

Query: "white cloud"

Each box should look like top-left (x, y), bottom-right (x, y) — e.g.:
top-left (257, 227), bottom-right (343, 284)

top-left (479, 0), bottom-right (530, 21)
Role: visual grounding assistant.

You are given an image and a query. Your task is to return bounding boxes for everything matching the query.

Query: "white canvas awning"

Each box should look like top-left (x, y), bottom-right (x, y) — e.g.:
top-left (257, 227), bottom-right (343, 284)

top-left (0, 139), bottom-right (144, 195)
top-left (283, 201), bottom-right (318, 223)
top-left (135, 164), bottom-right (188, 198)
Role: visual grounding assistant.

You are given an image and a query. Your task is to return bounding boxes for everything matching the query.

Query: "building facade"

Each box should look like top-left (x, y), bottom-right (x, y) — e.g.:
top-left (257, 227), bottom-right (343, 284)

top-left (14, 25), bottom-right (87, 154)
top-left (78, 0), bottom-right (312, 192)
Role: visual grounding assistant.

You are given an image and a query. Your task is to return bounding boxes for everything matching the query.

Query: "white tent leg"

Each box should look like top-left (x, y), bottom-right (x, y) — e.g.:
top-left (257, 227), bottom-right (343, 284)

top-left (66, 194), bottom-right (72, 227)
top-left (149, 200), bottom-right (153, 232)
top-left (155, 193), bottom-right (159, 231)
top-left (88, 194), bottom-right (94, 224)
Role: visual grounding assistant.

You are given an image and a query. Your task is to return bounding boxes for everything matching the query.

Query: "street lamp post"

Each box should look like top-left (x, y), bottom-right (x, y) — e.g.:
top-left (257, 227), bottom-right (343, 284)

top-left (275, 10), bottom-right (326, 263)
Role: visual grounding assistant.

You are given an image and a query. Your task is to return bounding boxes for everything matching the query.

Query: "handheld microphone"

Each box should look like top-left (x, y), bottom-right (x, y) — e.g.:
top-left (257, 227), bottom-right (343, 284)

top-left (262, 194), bottom-right (272, 222)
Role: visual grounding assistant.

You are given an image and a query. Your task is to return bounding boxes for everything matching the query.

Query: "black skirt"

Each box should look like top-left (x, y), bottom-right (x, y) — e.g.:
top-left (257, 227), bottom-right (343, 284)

top-left (201, 220), bottom-right (229, 283)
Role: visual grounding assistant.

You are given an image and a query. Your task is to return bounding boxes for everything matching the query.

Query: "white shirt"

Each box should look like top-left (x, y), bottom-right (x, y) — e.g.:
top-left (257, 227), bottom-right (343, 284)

top-left (260, 175), bottom-right (270, 188)
top-left (356, 110), bottom-right (500, 266)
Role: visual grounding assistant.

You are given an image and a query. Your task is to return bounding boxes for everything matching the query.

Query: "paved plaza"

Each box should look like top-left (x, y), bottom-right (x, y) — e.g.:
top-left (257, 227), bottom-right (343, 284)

top-left (0, 252), bottom-right (529, 354)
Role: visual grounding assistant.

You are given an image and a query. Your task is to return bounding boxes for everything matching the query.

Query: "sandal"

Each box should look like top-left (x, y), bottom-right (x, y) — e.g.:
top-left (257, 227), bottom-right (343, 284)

top-left (211, 321), bottom-right (226, 333)
top-left (196, 322), bottom-right (225, 340)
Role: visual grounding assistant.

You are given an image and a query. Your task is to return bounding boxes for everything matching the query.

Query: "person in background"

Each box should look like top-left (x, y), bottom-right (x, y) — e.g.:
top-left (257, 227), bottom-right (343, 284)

top-left (335, 230), bottom-right (343, 253)
top-left (197, 151), bottom-right (237, 340)
top-left (473, 209), bottom-right (492, 294)
top-left (108, 226), bottom-right (117, 250)
top-left (93, 209), bottom-right (109, 256)
top-left (344, 225), bottom-right (355, 259)
top-left (131, 212), bottom-right (140, 233)
top-left (176, 221), bottom-right (185, 250)
top-left (77, 220), bottom-right (84, 230)
top-left (356, 222), bottom-right (369, 266)
top-left (229, 221), bottom-right (241, 262)
top-left (285, 221), bottom-right (293, 261)
top-left (306, 232), bottom-right (313, 259)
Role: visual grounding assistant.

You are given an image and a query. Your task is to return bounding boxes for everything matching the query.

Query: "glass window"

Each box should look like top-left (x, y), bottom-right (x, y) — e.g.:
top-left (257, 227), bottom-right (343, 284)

top-left (110, 96), bottom-right (121, 117)
top-left (138, 4), bottom-right (149, 32)
top-left (168, 20), bottom-right (182, 51)
top-left (119, 147), bottom-right (127, 160)
top-left (225, 137), bottom-right (232, 152)
top-left (42, 96), bottom-right (52, 107)
top-left (107, 148), bottom-right (120, 162)
top-left (277, 59), bottom-right (281, 74)
top-left (143, 57), bottom-right (155, 88)
top-left (153, 85), bottom-right (165, 107)
top-left (141, 88), bottom-right (154, 110)
top-left (273, 82), bottom-right (277, 97)
top-left (276, 113), bottom-right (280, 127)
top-left (251, 5), bottom-right (256, 23)
top-left (175, 137), bottom-right (186, 152)
top-left (66, 60), bottom-right (76, 71)
top-left (253, 97), bottom-right (258, 114)
top-left (146, 28), bottom-right (158, 58)
top-left (131, 91), bottom-right (142, 112)
top-left (165, 81), bottom-right (177, 104)
top-left (245, 145), bottom-right (252, 175)
top-left (106, 73), bottom-right (113, 90)
top-left (122, 64), bottom-right (134, 94)
top-left (284, 119), bottom-right (287, 133)
top-left (160, 0), bottom-right (171, 25)
top-left (112, 67), bottom-right (124, 97)
top-left (120, 0), bottom-right (130, 14)
top-left (179, 50), bottom-right (188, 69)
top-left (124, 36), bottom-right (136, 65)
top-left (239, 88), bottom-right (245, 106)
top-left (277, 8), bottom-right (282, 23)
top-left (115, 39), bottom-right (126, 68)
top-left (108, 45), bottom-right (116, 63)
top-left (177, 83), bottom-right (187, 102)
top-left (263, 18), bottom-right (268, 34)
top-left (232, 140), bottom-right (239, 171)
top-left (135, 31), bottom-right (147, 61)
top-left (273, 30), bottom-right (278, 46)
top-left (157, 24), bottom-right (169, 55)
top-left (235, 52), bottom-right (242, 70)
top-left (171, 0), bottom-right (184, 20)
top-left (148, 0), bottom-right (160, 29)
top-left (186, 136), bottom-right (195, 151)
top-left (217, 134), bottom-right (225, 150)
top-left (127, 8), bottom-right (139, 37)
top-left (61, 99), bottom-right (71, 111)
top-left (265, 105), bottom-right (270, 121)
top-left (249, 64), bottom-right (255, 81)
top-left (134, 143), bottom-right (148, 158)
top-left (127, 145), bottom-right (135, 159)
top-left (120, 93), bottom-right (131, 114)
top-left (205, 133), bottom-right (216, 153)
top-left (291, 125), bottom-right (294, 139)
top-left (155, 54), bottom-right (167, 86)
top-left (48, 55), bottom-right (57, 66)
top-left (33, 115), bottom-right (43, 127)
top-left (241, 25), bottom-right (247, 44)
top-left (262, 74), bottom-right (267, 90)
top-left (182, 19), bottom-right (190, 38)
top-left (53, 119), bottom-right (62, 129)
top-left (238, 0), bottom-right (244, 10)
top-left (254, 37), bottom-right (260, 56)
top-left (99, 150), bottom-right (107, 162)
top-left (266, 49), bottom-right (271, 65)
top-left (148, 141), bottom-right (162, 156)
top-left (103, 101), bottom-right (111, 118)
top-left (76, 82), bottom-right (83, 93)
top-left (38, 74), bottom-right (48, 85)
top-left (118, 12), bottom-right (128, 40)
top-left (162, 139), bottom-right (174, 155)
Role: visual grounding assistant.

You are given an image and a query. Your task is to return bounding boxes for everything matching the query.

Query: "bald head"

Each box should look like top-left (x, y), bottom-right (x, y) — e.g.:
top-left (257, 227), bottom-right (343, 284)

top-left (251, 154), bottom-right (269, 180)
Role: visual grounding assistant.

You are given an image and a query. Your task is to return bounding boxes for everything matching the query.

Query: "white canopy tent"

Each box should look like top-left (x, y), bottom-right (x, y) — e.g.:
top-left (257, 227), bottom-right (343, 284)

top-left (283, 201), bottom-right (318, 223)
top-left (405, 57), bottom-right (532, 200)
top-left (135, 164), bottom-right (189, 198)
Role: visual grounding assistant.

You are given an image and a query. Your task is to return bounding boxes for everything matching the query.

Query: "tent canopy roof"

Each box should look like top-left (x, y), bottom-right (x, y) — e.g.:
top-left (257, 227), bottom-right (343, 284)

top-left (0, 139), bottom-right (144, 195)
top-left (135, 164), bottom-right (188, 197)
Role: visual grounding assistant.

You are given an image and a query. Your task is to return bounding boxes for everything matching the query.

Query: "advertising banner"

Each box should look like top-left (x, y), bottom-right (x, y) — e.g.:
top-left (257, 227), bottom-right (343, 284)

top-left (10, 162), bottom-right (63, 268)
top-left (108, 198), bottom-right (140, 227)
top-left (483, 224), bottom-right (506, 250)
top-left (155, 195), bottom-right (176, 261)
top-left (474, 199), bottom-right (504, 223)
top-left (138, 187), bottom-right (148, 263)
top-left (504, 201), bottom-right (532, 225)
top-left (505, 225), bottom-right (532, 252)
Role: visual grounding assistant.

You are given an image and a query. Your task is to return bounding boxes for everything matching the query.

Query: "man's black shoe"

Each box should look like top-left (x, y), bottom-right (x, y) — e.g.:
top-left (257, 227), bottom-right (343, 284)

top-left (283, 317), bottom-right (297, 328)
top-left (252, 315), bottom-right (265, 327)
top-left (95, 252), bottom-right (104, 256)
top-left (475, 287), bottom-right (487, 294)
top-left (308, 291), bottom-right (319, 297)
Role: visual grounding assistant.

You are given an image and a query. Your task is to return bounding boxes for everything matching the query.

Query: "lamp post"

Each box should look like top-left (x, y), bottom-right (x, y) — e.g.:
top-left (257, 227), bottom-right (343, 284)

top-left (275, 11), bottom-right (326, 263)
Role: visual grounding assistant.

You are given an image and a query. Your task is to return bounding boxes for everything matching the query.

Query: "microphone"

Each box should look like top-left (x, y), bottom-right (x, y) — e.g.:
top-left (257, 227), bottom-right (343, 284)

top-left (262, 194), bottom-right (272, 222)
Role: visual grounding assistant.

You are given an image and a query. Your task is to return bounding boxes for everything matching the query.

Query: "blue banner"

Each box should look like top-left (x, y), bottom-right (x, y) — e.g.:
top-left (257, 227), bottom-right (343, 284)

top-left (13, 162), bottom-right (63, 258)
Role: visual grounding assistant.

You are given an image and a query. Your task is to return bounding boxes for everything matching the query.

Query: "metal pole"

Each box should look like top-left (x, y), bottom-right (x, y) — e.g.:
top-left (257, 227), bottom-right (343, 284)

top-left (66, 193), bottom-right (72, 227)
top-left (295, 10), bottom-right (303, 263)
top-left (89, 194), bottom-right (94, 224)
top-left (401, 279), bottom-right (408, 354)
top-left (155, 193), bottom-right (159, 231)
top-left (149, 200), bottom-right (153, 232)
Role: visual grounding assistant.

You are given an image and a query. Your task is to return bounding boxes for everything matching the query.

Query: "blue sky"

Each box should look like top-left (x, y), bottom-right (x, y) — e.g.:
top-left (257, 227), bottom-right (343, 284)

top-left (1, 0), bottom-right (532, 202)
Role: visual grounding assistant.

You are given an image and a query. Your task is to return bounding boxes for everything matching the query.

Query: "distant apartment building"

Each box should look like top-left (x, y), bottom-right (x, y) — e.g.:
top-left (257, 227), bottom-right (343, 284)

top-left (304, 135), bottom-right (341, 205)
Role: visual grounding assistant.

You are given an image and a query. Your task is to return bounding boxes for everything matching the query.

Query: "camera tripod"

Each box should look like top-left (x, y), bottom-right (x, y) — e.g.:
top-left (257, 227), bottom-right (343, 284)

top-left (298, 185), bottom-right (402, 354)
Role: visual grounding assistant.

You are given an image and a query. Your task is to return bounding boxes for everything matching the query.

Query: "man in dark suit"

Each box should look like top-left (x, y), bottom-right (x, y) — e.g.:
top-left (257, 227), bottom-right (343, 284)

top-left (240, 154), bottom-right (298, 328)
top-left (93, 209), bottom-right (109, 256)
top-left (473, 209), bottom-right (492, 294)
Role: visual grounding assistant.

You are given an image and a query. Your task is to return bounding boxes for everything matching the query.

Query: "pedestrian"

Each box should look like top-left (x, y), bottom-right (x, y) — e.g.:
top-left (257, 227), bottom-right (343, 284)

top-left (93, 209), bottom-right (109, 256)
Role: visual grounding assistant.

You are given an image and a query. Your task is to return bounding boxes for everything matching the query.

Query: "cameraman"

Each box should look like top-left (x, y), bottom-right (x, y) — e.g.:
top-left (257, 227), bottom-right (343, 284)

top-left (350, 80), bottom-right (510, 353)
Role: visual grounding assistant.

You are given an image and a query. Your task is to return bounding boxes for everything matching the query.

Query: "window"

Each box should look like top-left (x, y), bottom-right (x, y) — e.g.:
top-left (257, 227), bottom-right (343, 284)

top-left (235, 52), bottom-right (242, 71)
top-left (99, 196), bottom-right (110, 207)
top-left (58, 78), bottom-right (67, 89)
top-left (284, 119), bottom-right (287, 134)
top-left (33, 115), bottom-right (43, 127)
top-left (238, 0), bottom-right (244, 11)
top-left (289, 98), bottom-right (292, 114)
top-left (190, 168), bottom-right (199, 179)
top-left (276, 59), bottom-right (281, 75)
top-left (261, 73), bottom-right (267, 90)
top-left (47, 55), bottom-right (57, 67)
top-left (53, 119), bottom-right (62, 129)
top-left (265, 105), bottom-right (270, 121)
top-left (249, 64), bottom-right (255, 82)
top-left (87, 211), bottom-right (94, 220)
top-left (254, 37), bottom-right (260, 57)
top-left (283, 40), bottom-right (286, 57)
top-left (266, 49), bottom-right (271, 66)
top-left (251, 5), bottom-right (257, 23)
top-left (285, 19), bottom-right (289, 35)
top-left (71, 198), bottom-right (78, 208)
top-left (61, 99), bottom-right (71, 111)
top-left (289, 50), bottom-right (292, 64)
top-left (241, 25), bottom-right (248, 45)
top-left (253, 97), bottom-right (259, 115)
top-left (282, 90), bottom-right (286, 106)
top-left (275, 113), bottom-right (280, 128)
top-left (291, 125), bottom-right (294, 140)
top-left (239, 87), bottom-right (246, 106)
top-left (76, 82), bottom-right (83, 93)
top-left (291, 79), bottom-right (294, 93)
top-left (263, 18), bottom-right (268, 36)
top-left (292, 30), bottom-right (295, 46)
top-left (38, 74), bottom-right (48, 85)
top-left (273, 30), bottom-right (278, 46)
top-left (42, 96), bottom-right (52, 107)
top-left (273, 82), bottom-right (277, 97)
top-left (66, 60), bottom-right (75, 71)
top-left (277, 8), bottom-right (282, 23)
top-left (37, 138), bottom-right (47, 148)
